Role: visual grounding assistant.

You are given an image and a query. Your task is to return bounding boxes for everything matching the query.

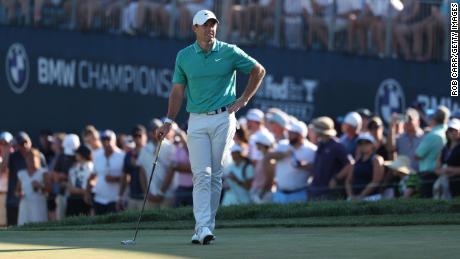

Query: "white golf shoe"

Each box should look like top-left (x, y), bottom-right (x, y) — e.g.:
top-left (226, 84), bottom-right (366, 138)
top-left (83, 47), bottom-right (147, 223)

top-left (197, 227), bottom-right (215, 245)
top-left (191, 233), bottom-right (200, 244)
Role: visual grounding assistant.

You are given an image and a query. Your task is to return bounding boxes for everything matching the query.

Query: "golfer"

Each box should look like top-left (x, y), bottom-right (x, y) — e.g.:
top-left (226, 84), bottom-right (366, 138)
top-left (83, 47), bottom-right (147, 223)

top-left (158, 9), bottom-right (266, 245)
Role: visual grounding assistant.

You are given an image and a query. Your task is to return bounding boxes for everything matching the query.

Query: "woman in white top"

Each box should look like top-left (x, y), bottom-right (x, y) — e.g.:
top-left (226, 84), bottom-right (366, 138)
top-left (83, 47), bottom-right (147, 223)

top-left (67, 145), bottom-right (93, 216)
top-left (16, 149), bottom-right (50, 225)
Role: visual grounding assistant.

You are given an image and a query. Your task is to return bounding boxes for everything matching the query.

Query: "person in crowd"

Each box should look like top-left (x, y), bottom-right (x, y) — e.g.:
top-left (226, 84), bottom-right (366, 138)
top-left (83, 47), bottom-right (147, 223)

top-left (66, 145), bottom-right (93, 216)
top-left (306, 0), bottom-right (334, 50)
top-left (0, 132), bottom-right (14, 227)
top-left (170, 126), bottom-right (194, 207)
top-left (383, 155), bottom-right (417, 197)
top-left (387, 108), bottom-right (424, 197)
top-left (309, 117), bottom-right (353, 200)
top-left (137, 119), bottom-right (175, 208)
top-left (434, 118), bottom-right (460, 198)
top-left (415, 106), bottom-right (449, 198)
top-left (2, 0), bottom-right (31, 24)
top-left (340, 111), bottom-right (362, 157)
top-left (16, 148), bottom-right (50, 225)
top-left (7, 132), bottom-right (46, 226)
top-left (250, 129), bottom-right (276, 204)
top-left (363, 0), bottom-right (390, 57)
top-left (135, 0), bottom-right (170, 36)
top-left (86, 130), bottom-right (125, 215)
top-left (283, 0), bottom-right (309, 49)
top-left (52, 133), bottom-right (80, 220)
top-left (38, 129), bottom-right (55, 165)
top-left (335, 0), bottom-right (362, 53)
top-left (267, 119), bottom-right (316, 203)
top-left (356, 108), bottom-right (372, 133)
top-left (222, 144), bottom-right (254, 206)
top-left (118, 125), bottom-right (147, 211)
top-left (246, 108), bottom-right (269, 164)
top-left (265, 108), bottom-right (289, 142)
top-left (81, 125), bottom-right (103, 156)
top-left (345, 133), bottom-right (384, 201)
top-left (233, 124), bottom-right (250, 156)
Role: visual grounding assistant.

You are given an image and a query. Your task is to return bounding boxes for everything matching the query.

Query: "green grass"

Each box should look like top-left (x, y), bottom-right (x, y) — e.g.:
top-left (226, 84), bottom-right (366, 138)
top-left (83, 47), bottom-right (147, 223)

top-left (12, 199), bottom-right (460, 231)
top-left (1, 226), bottom-right (460, 258)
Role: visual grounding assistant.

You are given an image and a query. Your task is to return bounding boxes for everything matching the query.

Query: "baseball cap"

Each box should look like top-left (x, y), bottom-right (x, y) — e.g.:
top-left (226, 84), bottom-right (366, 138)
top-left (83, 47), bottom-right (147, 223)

top-left (356, 108), bottom-right (372, 119)
top-left (63, 134), bottom-right (81, 155)
top-left (311, 116), bottom-right (337, 137)
top-left (266, 109), bottom-right (289, 128)
top-left (367, 116), bottom-right (383, 130)
top-left (287, 119), bottom-right (308, 137)
top-left (448, 118), bottom-right (460, 131)
top-left (100, 129), bottom-right (116, 141)
top-left (193, 10), bottom-right (219, 26)
top-left (253, 130), bottom-right (275, 147)
top-left (246, 108), bottom-right (264, 123)
top-left (15, 131), bottom-right (31, 145)
top-left (0, 132), bottom-right (13, 144)
top-left (230, 144), bottom-right (244, 153)
top-left (357, 132), bottom-right (376, 144)
top-left (343, 112), bottom-right (362, 131)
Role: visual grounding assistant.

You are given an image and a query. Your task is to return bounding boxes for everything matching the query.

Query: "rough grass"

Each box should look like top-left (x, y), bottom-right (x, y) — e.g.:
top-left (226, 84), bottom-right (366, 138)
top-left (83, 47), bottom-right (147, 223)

top-left (11, 199), bottom-right (460, 231)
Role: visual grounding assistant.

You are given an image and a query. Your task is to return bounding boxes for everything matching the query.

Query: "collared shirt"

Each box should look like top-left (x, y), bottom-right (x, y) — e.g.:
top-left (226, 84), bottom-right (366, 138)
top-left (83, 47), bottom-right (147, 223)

top-left (416, 124), bottom-right (447, 172)
top-left (396, 128), bottom-right (424, 171)
top-left (93, 149), bottom-right (125, 204)
top-left (310, 137), bottom-right (352, 196)
top-left (172, 40), bottom-right (257, 113)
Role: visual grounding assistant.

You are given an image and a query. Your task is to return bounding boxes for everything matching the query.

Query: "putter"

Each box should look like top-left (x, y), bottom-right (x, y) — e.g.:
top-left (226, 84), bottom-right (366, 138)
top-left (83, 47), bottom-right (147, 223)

top-left (121, 138), bottom-right (163, 246)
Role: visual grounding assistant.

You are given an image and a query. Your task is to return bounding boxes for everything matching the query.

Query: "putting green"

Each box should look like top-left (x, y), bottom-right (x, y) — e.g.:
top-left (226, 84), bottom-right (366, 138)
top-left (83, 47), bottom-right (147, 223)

top-left (1, 225), bottom-right (459, 258)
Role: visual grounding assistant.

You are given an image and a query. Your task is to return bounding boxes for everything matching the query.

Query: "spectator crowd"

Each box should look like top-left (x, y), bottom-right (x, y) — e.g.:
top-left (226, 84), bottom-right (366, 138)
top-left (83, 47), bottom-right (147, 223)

top-left (1, 104), bottom-right (460, 227)
top-left (0, 0), bottom-right (451, 61)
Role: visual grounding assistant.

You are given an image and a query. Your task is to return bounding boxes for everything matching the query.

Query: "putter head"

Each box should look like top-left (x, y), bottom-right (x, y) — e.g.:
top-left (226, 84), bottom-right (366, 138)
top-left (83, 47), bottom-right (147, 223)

top-left (121, 239), bottom-right (136, 246)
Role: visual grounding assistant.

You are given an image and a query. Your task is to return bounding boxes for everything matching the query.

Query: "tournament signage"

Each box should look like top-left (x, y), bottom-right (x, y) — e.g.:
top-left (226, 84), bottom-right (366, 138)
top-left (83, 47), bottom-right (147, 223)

top-left (0, 27), bottom-right (453, 137)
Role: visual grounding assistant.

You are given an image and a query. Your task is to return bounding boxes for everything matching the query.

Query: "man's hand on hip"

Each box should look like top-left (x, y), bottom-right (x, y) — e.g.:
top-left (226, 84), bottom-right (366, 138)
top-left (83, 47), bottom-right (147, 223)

top-left (228, 97), bottom-right (249, 114)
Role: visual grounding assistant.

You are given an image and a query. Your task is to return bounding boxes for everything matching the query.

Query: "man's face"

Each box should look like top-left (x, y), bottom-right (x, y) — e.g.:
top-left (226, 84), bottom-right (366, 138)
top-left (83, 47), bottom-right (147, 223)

top-left (133, 132), bottom-right (146, 147)
top-left (102, 138), bottom-right (113, 152)
top-left (288, 131), bottom-right (302, 146)
top-left (193, 19), bottom-right (217, 43)
top-left (84, 134), bottom-right (96, 146)
top-left (18, 140), bottom-right (31, 152)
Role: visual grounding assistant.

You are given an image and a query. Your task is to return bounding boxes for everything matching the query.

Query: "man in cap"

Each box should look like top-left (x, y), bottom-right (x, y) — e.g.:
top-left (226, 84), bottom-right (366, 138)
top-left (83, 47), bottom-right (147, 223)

top-left (339, 111), bottom-right (362, 157)
top-left (6, 132), bottom-right (46, 226)
top-left (415, 106), bottom-right (449, 198)
top-left (87, 130), bottom-right (125, 215)
top-left (158, 9), bottom-right (265, 244)
top-left (265, 108), bottom-right (289, 142)
top-left (246, 108), bottom-right (272, 164)
top-left (309, 117), bottom-right (353, 200)
top-left (266, 119), bottom-right (317, 203)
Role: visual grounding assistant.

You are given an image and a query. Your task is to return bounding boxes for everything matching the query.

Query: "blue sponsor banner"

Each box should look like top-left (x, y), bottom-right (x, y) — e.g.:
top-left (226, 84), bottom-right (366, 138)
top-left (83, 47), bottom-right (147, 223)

top-left (0, 27), bottom-right (454, 139)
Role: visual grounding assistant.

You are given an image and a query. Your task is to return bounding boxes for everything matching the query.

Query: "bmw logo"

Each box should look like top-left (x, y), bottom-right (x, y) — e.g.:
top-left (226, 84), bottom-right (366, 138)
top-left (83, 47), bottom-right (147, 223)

top-left (375, 79), bottom-right (406, 124)
top-left (5, 43), bottom-right (30, 94)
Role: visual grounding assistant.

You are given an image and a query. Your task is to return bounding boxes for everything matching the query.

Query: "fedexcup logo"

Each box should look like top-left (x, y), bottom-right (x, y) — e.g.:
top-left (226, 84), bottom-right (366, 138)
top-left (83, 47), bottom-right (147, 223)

top-left (375, 79), bottom-right (406, 124)
top-left (5, 43), bottom-right (30, 94)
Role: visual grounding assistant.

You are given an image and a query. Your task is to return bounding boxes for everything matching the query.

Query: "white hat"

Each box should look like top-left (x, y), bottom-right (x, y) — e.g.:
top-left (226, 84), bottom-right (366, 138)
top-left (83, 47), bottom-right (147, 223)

top-left (246, 108), bottom-right (264, 123)
top-left (193, 10), bottom-right (219, 26)
top-left (63, 134), bottom-right (81, 156)
top-left (287, 119), bottom-right (308, 137)
top-left (230, 144), bottom-right (244, 153)
top-left (344, 112), bottom-right (362, 131)
top-left (448, 118), bottom-right (460, 131)
top-left (357, 132), bottom-right (376, 144)
top-left (384, 156), bottom-right (414, 175)
top-left (266, 109), bottom-right (289, 128)
top-left (0, 132), bottom-right (13, 144)
top-left (253, 130), bottom-right (275, 147)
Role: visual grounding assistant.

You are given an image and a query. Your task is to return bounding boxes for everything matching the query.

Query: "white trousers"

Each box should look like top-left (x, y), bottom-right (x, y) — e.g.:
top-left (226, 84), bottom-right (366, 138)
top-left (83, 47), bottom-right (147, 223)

top-left (187, 111), bottom-right (236, 232)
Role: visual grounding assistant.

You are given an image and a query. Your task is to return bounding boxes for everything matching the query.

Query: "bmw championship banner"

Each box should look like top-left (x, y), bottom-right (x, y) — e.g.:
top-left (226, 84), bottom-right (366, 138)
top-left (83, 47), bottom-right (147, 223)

top-left (0, 27), bottom-right (454, 137)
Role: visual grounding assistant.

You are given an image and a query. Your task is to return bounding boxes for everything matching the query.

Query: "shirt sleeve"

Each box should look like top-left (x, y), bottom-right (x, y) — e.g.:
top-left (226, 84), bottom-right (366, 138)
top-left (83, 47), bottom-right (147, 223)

top-left (232, 45), bottom-right (257, 74)
top-left (172, 53), bottom-right (187, 85)
top-left (415, 134), bottom-right (435, 159)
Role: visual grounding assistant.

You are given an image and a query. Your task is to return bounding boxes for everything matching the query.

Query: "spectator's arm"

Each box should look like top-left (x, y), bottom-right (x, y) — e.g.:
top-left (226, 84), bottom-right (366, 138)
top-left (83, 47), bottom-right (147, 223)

top-left (265, 150), bottom-right (291, 161)
top-left (345, 165), bottom-right (354, 198)
top-left (139, 167), bottom-right (148, 195)
top-left (446, 166), bottom-right (460, 176)
top-left (434, 152), bottom-right (444, 176)
top-left (43, 172), bottom-right (52, 194)
top-left (386, 116), bottom-right (398, 159)
top-left (160, 166), bottom-right (175, 195)
top-left (359, 156), bottom-right (385, 198)
top-left (15, 180), bottom-right (22, 198)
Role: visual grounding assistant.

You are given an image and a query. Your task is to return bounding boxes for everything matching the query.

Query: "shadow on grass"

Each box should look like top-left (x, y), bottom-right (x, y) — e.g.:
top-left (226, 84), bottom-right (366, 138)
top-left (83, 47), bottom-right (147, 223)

top-left (0, 247), bottom-right (80, 253)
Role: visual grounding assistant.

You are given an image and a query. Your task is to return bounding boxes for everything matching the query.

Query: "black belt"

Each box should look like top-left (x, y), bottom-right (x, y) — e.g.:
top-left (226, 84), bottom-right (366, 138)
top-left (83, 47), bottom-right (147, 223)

top-left (206, 106), bottom-right (227, 115)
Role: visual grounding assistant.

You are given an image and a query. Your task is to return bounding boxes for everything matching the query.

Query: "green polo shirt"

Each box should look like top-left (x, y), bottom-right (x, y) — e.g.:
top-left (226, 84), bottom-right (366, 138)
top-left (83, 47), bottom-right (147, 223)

top-left (415, 124), bottom-right (447, 172)
top-left (172, 40), bottom-right (257, 113)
